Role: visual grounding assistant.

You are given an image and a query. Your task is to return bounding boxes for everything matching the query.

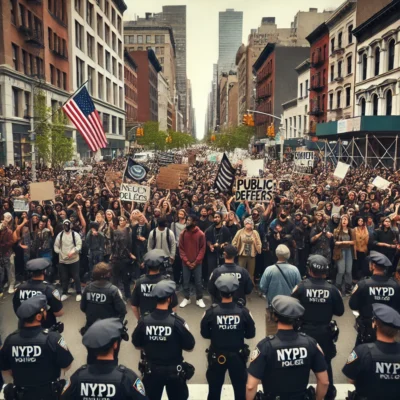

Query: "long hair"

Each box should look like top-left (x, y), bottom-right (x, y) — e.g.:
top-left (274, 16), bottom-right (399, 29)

top-left (334, 214), bottom-right (350, 238)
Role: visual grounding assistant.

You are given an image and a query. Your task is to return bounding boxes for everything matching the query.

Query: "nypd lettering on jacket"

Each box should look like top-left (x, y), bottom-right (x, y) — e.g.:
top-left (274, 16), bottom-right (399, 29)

top-left (19, 290), bottom-right (42, 300)
top-left (306, 289), bottom-right (330, 303)
top-left (369, 287), bottom-right (394, 301)
top-left (376, 362), bottom-right (400, 379)
top-left (220, 272), bottom-right (242, 281)
top-left (216, 315), bottom-right (240, 330)
top-left (145, 326), bottom-right (172, 341)
top-left (12, 346), bottom-right (41, 362)
top-left (80, 383), bottom-right (116, 398)
top-left (141, 284), bottom-right (156, 297)
top-left (86, 292), bottom-right (107, 303)
top-left (277, 347), bottom-right (308, 367)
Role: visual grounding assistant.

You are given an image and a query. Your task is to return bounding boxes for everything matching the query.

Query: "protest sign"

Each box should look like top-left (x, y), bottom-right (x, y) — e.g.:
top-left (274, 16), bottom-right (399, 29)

top-left (120, 183), bottom-right (150, 203)
top-left (13, 198), bottom-right (29, 212)
top-left (294, 151), bottom-right (315, 174)
top-left (243, 159), bottom-right (264, 177)
top-left (156, 165), bottom-right (186, 189)
top-left (30, 182), bottom-right (55, 201)
top-left (333, 162), bottom-right (351, 180)
top-left (372, 176), bottom-right (390, 190)
top-left (235, 178), bottom-right (275, 202)
top-left (105, 171), bottom-right (122, 187)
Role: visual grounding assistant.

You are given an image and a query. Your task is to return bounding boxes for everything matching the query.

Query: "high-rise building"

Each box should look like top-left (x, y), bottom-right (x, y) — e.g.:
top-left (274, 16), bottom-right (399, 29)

top-left (218, 9), bottom-right (243, 74)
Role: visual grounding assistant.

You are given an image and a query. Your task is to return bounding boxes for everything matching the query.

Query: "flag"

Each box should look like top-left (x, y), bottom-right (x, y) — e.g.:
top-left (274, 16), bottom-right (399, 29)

top-left (214, 153), bottom-right (236, 194)
top-left (62, 86), bottom-right (107, 152)
top-left (124, 158), bottom-right (149, 183)
top-left (158, 152), bottom-right (175, 166)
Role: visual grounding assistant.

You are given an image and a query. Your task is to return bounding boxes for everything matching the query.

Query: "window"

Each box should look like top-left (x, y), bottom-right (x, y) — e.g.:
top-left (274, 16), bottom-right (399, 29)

top-left (104, 0), bottom-right (109, 17)
top-left (103, 113), bottom-right (109, 132)
top-left (331, 38), bottom-right (335, 53)
top-left (19, 4), bottom-right (26, 27)
top-left (104, 24), bottom-right (110, 45)
top-left (76, 57), bottom-right (84, 87)
top-left (112, 58), bottom-right (116, 76)
top-left (87, 66), bottom-right (94, 94)
top-left (112, 32), bottom-right (116, 52)
top-left (12, 88), bottom-right (19, 117)
top-left (75, 21), bottom-right (83, 49)
top-left (388, 40), bottom-right (395, 71)
top-left (118, 63), bottom-right (122, 80)
top-left (146, 35), bottom-right (152, 43)
top-left (119, 118), bottom-right (123, 136)
top-left (118, 40), bottom-right (122, 58)
top-left (137, 47), bottom-right (143, 51)
top-left (348, 25), bottom-right (353, 44)
top-left (329, 93), bottom-right (333, 110)
top-left (360, 98), bottom-right (366, 116)
top-left (48, 28), bottom-right (53, 50)
top-left (330, 65), bottom-right (334, 81)
top-left (50, 64), bottom-right (55, 84)
top-left (87, 33), bottom-right (94, 59)
top-left (12, 44), bottom-right (19, 70)
top-left (112, 116), bottom-right (117, 133)
top-left (106, 78), bottom-right (111, 102)
top-left (113, 83), bottom-right (117, 105)
top-left (97, 44), bottom-right (104, 66)
top-left (362, 54), bottom-right (367, 80)
top-left (57, 69), bottom-right (61, 88)
top-left (97, 14), bottom-right (103, 38)
top-left (105, 51), bottom-right (111, 72)
top-left (338, 61), bottom-right (342, 78)
top-left (386, 90), bottom-right (393, 116)
top-left (22, 50), bottom-right (28, 74)
top-left (117, 16), bottom-right (122, 33)
top-left (322, 94), bottom-right (326, 112)
top-left (29, 54), bottom-right (34, 76)
top-left (374, 47), bottom-right (380, 76)
top-left (75, 0), bottom-right (82, 15)
top-left (372, 94), bottom-right (378, 116)
top-left (24, 92), bottom-right (30, 118)
top-left (119, 87), bottom-right (123, 109)
top-left (337, 91), bottom-right (341, 109)
top-left (10, 0), bottom-right (16, 24)
top-left (98, 72), bottom-right (104, 99)
top-left (36, 57), bottom-right (43, 77)
top-left (137, 35), bottom-right (143, 44)
top-left (111, 7), bottom-right (116, 26)
top-left (299, 83), bottom-right (303, 98)
top-left (63, 72), bottom-right (67, 90)
top-left (86, 1), bottom-right (93, 26)
top-left (346, 87), bottom-right (351, 107)
top-left (305, 79), bottom-right (309, 96)
top-left (338, 32), bottom-right (343, 49)
top-left (128, 35), bottom-right (135, 44)
top-left (155, 35), bottom-right (165, 44)
top-left (347, 55), bottom-right (352, 75)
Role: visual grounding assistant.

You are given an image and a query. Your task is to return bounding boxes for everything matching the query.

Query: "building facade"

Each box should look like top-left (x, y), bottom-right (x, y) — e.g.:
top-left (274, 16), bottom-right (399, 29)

top-left (69, 0), bottom-right (127, 159)
top-left (326, 0), bottom-right (357, 122)
top-left (124, 50), bottom-right (138, 131)
top-left (236, 44), bottom-right (247, 124)
top-left (158, 72), bottom-right (171, 131)
top-left (219, 73), bottom-right (238, 129)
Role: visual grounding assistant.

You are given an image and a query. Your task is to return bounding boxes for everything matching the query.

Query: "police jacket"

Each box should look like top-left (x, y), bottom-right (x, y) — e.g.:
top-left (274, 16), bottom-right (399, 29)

top-left (349, 275), bottom-right (400, 318)
top-left (342, 341), bottom-right (400, 399)
top-left (248, 330), bottom-right (327, 397)
top-left (0, 326), bottom-right (73, 387)
top-left (132, 309), bottom-right (195, 366)
top-left (291, 277), bottom-right (344, 325)
top-left (131, 274), bottom-right (178, 316)
top-left (208, 263), bottom-right (254, 305)
top-left (13, 280), bottom-right (62, 329)
top-left (61, 361), bottom-right (148, 400)
top-left (80, 280), bottom-right (127, 327)
top-left (200, 302), bottom-right (255, 352)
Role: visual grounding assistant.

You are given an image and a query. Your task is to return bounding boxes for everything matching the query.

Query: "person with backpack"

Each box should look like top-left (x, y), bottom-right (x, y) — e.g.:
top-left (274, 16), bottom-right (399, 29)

top-left (53, 219), bottom-right (83, 302)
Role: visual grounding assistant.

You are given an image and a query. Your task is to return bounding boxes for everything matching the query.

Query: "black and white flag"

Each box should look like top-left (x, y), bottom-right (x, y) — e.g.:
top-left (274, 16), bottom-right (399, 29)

top-left (158, 152), bottom-right (175, 166)
top-left (214, 153), bottom-right (236, 194)
top-left (123, 158), bottom-right (149, 182)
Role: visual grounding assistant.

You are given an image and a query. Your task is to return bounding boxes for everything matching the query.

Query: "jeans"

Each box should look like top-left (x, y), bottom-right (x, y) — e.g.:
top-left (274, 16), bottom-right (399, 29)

top-left (111, 258), bottom-right (132, 298)
top-left (182, 263), bottom-right (203, 300)
top-left (88, 250), bottom-right (104, 278)
top-left (59, 261), bottom-right (82, 295)
top-left (335, 248), bottom-right (353, 288)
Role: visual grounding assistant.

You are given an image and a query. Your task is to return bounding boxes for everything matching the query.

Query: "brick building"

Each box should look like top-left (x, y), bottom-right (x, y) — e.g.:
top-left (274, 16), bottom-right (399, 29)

top-left (306, 23), bottom-right (330, 135)
top-left (124, 50), bottom-right (138, 130)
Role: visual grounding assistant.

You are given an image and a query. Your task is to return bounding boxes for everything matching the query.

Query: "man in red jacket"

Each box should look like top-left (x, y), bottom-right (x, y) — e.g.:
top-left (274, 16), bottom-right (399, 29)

top-left (179, 214), bottom-right (206, 308)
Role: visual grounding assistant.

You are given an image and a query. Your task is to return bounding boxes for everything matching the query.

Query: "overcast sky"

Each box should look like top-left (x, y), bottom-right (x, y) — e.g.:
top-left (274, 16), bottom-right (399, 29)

top-left (124, 0), bottom-right (343, 138)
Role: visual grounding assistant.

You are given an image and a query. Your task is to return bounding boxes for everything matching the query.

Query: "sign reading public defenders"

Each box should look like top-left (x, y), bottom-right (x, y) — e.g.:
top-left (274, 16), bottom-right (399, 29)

top-left (235, 179), bottom-right (275, 202)
top-left (120, 183), bottom-right (150, 203)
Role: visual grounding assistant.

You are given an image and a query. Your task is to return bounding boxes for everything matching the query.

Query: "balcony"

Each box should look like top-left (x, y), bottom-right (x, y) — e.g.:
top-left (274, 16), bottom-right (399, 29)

top-left (25, 30), bottom-right (44, 48)
top-left (331, 46), bottom-right (344, 56)
top-left (309, 81), bottom-right (325, 92)
top-left (18, 25), bottom-right (32, 36)
top-left (51, 49), bottom-right (68, 60)
top-left (308, 107), bottom-right (324, 116)
top-left (26, 0), bottom-right (42, 3)
top-left (334, 76), bottom-right (344, 83)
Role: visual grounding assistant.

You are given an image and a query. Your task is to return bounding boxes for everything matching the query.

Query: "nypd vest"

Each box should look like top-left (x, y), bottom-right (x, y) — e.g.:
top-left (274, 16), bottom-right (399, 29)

top-left (136, 275), bottom-right (168, 315)
top-left (216, 264), bottom-right (247, 302)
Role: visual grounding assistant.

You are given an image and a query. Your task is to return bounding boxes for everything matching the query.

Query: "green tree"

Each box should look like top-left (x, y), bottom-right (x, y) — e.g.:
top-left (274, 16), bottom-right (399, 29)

top-left (136, 121), bottom-right (167, 150)
top-left (207, 125), bottom-right (253, 152)
top-left (165, 131), bottom-right (196, 150)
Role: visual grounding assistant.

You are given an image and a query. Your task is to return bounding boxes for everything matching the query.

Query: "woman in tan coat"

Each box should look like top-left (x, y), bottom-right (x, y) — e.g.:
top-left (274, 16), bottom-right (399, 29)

top-left (232, 218), bottom-right (262, 283)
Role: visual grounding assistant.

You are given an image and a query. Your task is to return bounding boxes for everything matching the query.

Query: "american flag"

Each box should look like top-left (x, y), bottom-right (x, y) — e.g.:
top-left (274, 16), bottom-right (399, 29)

top-left (62, 86), bottom-right (107, 152)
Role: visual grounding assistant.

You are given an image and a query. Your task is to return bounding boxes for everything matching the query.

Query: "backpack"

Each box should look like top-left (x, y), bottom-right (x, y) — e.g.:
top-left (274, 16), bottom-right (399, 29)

top-left (151, 228), bottom-right (172, 252)
top-left (59, 230), bottom-right (78, 250)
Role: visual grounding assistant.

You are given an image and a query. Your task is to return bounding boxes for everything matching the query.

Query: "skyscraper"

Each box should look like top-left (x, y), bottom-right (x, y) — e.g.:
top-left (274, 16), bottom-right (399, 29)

top-left (218, 9), bottom-right (243, 74)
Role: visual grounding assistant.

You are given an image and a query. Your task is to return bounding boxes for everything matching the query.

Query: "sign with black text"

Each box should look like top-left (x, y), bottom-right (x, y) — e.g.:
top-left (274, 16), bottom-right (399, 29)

top-left (13, 198), bottom-right (29, 212)
top-left (235, 179), bottom-right (275, 202)
top-left (120, 183), bottom-right (150, 203)
top-left (294, 151), bottom-right (315, 174)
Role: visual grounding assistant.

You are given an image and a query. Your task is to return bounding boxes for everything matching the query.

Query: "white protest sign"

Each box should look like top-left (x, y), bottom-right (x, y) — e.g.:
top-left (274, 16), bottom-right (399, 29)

top-left (235, 178), bottom-right (275, 202)
top-left (13, 198), bottom-right (29, 212)
top-left (294, 151), bottom-right (315, 174)
top-left (372, 176), bottom-right (390, 190)
top-left (333, 162), bottom-right (351, 180)
top-left (120, 183), bottom-right (150, 203)
top-left (243, 159), bottom-right (264, 177)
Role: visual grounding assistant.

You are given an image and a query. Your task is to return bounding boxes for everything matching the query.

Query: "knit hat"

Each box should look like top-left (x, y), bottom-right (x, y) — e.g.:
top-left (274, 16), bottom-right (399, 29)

top-left (244, 218), bottom-right (254, 227)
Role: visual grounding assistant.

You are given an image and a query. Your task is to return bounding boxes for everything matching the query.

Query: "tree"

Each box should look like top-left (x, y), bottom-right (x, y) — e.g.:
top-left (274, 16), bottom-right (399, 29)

top-left (206, 125), bottom-right (253, 152)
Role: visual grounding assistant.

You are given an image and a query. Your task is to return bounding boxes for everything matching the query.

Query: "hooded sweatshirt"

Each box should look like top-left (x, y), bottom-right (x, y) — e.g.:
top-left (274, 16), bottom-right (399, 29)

top-left (179, 226), bottom-right (206, 266)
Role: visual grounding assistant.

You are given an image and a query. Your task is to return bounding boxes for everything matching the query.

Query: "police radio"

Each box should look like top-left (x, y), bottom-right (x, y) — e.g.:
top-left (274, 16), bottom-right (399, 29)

top-left (50, 322), bottom-right (64, 334)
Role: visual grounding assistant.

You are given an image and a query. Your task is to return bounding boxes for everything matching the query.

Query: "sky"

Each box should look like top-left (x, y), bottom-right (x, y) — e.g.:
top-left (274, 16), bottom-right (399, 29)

top-left (124, 0), bottom-right (344, 139)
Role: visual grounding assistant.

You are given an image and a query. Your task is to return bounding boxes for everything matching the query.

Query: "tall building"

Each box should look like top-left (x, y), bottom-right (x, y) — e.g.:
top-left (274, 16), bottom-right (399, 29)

top-left (124, 50), bottom-right (138, 131)
top-left (219, 72), bottom-right (238, 128)
top-left (69, 0), bottom-right (127, 159)
top-left (158, 72), bottom-right (172, 131)
top-left (218, 9), bottom-right (243, 74)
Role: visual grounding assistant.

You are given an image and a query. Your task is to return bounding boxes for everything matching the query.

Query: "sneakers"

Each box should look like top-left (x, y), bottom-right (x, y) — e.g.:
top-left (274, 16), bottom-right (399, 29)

top-left (196, 299), bottom-right (206, 308)
top-left (179, 298), bottom-right (191, 308)
top-left (61, 294), bottom-right (69, 302)
top-left (8, 285), bottom-right (15, 294)
top-left (76, 294), bottom-right (82, 302)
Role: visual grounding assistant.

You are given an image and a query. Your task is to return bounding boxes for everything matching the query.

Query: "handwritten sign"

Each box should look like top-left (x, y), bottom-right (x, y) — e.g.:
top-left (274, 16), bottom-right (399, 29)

top-left (13, 198), bottom-right (29, 212)
top-left (294, 151), bottom-right (315, 174)
top-left (120, 183), bottom-right (150, 203)
top-left (235, 179), bottom-right (275, 202)
top-left (30, 182), bottom-right (55, 201)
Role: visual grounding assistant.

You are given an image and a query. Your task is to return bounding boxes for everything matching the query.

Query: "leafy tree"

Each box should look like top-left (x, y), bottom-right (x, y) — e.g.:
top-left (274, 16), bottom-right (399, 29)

top-left (206, 125), bottom-right (253, 152)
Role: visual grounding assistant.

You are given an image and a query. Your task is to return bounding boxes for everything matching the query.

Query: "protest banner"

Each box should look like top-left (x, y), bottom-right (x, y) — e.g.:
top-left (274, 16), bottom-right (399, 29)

top-left (372, 176), bottom-right (390, 190)
top-left (242, 159), bottom-right (264, 177)
top-left (294, 151), bottom-right (315, 174)
top-left (235, 178), bottom-right (275, 202)
top-left (156, 166), bottom-right (181, 189)
top-left (30, 182), bottom-right (55, 201)
top-left (120, 183), bottom-right (150, 203)
top-left (13, 198), bottom-right (29, 212)
top-left (333, 162), bottom-right (351, 180)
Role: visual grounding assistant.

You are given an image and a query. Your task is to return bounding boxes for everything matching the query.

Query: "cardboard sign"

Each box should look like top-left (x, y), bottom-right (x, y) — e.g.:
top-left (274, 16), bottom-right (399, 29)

top-left (294, 151), bottom-right (315, 174)
top-left (105, 171), bottom-right (123, 187)
top-left (372, 176), bottom-right (390, 190)
top-left (235, 179), bottom-right (275, 202)
top-left (120, 183), bottom-right (150, 203)
top-left (30, 182), bottom-right (55, 201)
top-left (13, 198), bottom-right (29, 212)
top-left (333, 162), bottom-right (351, 180)
top-left (243, 159), bottom-right (264, 177)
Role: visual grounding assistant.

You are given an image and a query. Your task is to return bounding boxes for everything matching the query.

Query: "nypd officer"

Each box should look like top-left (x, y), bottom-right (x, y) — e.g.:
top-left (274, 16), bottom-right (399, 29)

top-left (13, 258), bottom-right (64, 329)
top-left (246, 295), bottom-right (329, 400)
top-left (0, 295), bottom-right (73, 400)
top-left (201, 274), bottom-right (255, 400)
top-left (132, 280), bottom-right (195, 400)
top-left (80, 262), bottom-right (127, 331)
top-left (349, 250), bottom-right (400, 345)
top-left (342, 303), bottom-right (400, 400)
top-left (131, 249), bottom-right (178, 320)
top-left (61, 318), bottom-right (148, 400)
top-left (208, 244), bottom-right (254, 305)
top-left (292, 255), bottom-right (344, 400)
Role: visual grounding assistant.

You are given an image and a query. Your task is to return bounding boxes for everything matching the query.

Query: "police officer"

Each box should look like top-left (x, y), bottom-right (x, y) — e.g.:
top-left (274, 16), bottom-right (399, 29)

top-left (80, 262), bottom-right (127, 331)
top-left (131, 250), bottom-right (178, 320)
top-left (292, 255), bottom-right (344, 400)
top-left (349, 251), bottom-right (400, 345)
top-left (201, 275), bottom-right (255, 400)
top-left (246, 295), bottom-right (329, 400)
top-left (342, 303), bottom-right (400, 400)
top-left (61, 318), bottom-right (148, 399)
top-left (132, 280), bottom-right (195, 400)
top-left (13, 258), bottom-right (64, 329)
top-left (0, 295), bottom-right (73, 400)
top-left (208, 244), bottom-right (254, 305)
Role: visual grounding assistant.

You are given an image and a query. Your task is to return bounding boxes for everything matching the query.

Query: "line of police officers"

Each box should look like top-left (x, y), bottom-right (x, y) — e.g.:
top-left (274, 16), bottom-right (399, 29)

top-left (0, 246), bottom-right (400, 399)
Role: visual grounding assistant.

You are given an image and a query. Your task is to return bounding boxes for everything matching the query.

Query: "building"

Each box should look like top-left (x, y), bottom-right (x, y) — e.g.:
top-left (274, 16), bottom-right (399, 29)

top-left (306, 23), bottom-right (330, 135)
top-left (124, 50), bottom-right (138, 133)
top-left (253, 44), bottom-right (310, 139)
top-left (219, 73), bottom-right (238, 129)
top-left (158, 72), bottom-right (171, 131)
top-left (227, 78), bottom-right (239, 128)
top-left (130, 49), bottom-right (161, 123)
top-left (236, 44), bottom-right (247, 123)
top-left (326, 0), bottom-right (357, 122)
top-left (218, 9), bottom-right (243, 74)
top-left (282, 59), bottom-right (311, 139)
top-left (0, 0), bottom-right (71, 166)
top-left (69, 0), bottom-right (127, 159)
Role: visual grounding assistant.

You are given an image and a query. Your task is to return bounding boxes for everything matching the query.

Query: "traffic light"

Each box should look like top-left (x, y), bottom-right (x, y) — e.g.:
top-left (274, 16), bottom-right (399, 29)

top-left (211, 134), bottom-right (216, 142)
top-left (136, 127), bottom-right (144, 137)
top-left (166, 135), bottom-right (172, 143)
top-left (248, 114), bottom-right (255, 127)
top-left (243, 114), bottom-right (249, 125)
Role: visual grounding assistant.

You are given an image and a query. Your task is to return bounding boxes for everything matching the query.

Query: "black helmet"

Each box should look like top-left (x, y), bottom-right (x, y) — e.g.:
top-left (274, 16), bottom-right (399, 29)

top-left (307, 255), bottom-right (329, 275)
